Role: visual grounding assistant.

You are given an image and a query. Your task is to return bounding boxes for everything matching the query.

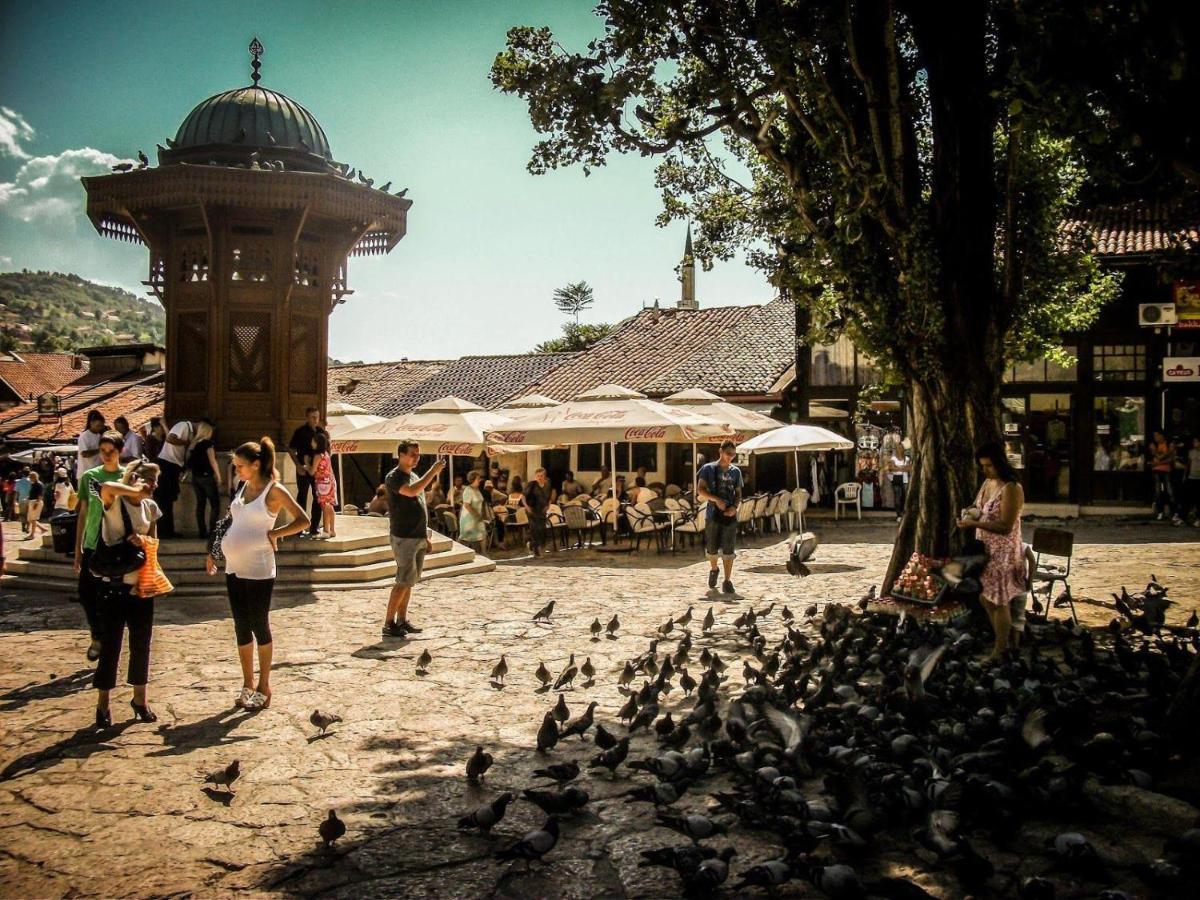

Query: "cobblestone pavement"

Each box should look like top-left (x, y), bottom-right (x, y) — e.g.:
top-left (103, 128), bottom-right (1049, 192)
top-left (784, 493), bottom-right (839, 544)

top-left (0, 519), bottom-right (1196, 898)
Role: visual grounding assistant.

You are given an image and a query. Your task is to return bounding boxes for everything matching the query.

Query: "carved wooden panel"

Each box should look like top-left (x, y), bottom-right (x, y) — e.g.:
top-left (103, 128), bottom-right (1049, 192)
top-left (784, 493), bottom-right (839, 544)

top-left (228, 311), bottom-right (271, 393)
top-left (176, 311), bottom-right (208, 393)
top-left (230, 238), bottom-right (273, 283)
top-left (289, 316), bottom-right (319, 394)
top-left (178, 240), bottom-right (210, 282)
top-left (294, 244), bottom-right (323, 289)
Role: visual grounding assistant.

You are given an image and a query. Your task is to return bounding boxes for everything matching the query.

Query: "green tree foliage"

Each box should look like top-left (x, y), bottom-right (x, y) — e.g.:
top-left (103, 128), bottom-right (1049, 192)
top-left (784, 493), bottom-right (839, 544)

top-left (553, 280), bottom-right (596, 322)
top-left (0, 270), bottom-right (164, 351)
top-left (534, 321), bottom-right (616, 353)
top-left (493, 1), bottom-right (1123, 585)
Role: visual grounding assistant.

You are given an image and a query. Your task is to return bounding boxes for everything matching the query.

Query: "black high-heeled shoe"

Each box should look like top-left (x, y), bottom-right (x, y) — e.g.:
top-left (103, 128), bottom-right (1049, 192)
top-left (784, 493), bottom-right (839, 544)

top-left (130, 700), bottom-right (157, 723)
top-left (95, 707), bottom-right (112, 728)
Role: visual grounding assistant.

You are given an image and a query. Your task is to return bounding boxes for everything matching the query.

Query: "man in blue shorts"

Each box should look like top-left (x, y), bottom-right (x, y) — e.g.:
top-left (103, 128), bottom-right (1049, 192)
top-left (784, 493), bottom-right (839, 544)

top-left (697, 439), bottom-right (743, 595)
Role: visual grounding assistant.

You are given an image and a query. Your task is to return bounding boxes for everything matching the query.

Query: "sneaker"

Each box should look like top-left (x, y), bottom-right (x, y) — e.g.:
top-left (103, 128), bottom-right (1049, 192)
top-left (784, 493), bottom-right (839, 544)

top-left (708, 569), bottom-right (719, 590)
top-left (722, 580), bottom-right (735, 595)
top-left (86, 639), bottom-right (102, 662)
top-left (399, 620), bottom-right (423, 634)
top-left (382, 621), bottom-right (406, 638)
top-left (1172, 515), bottom-right (1184, 526)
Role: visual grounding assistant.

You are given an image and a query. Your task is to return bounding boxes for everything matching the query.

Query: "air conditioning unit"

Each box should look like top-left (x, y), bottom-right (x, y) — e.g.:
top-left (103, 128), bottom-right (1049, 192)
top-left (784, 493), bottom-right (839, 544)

top-left (1138, 303), bottom-right (1177, 326)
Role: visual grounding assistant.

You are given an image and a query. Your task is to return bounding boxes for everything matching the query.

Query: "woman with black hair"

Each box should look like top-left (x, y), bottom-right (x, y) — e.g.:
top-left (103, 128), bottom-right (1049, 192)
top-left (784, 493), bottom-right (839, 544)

top-left (205, 437), bottom-right (308, 710)
top-left (957, 442), bottom-right (1025, 662)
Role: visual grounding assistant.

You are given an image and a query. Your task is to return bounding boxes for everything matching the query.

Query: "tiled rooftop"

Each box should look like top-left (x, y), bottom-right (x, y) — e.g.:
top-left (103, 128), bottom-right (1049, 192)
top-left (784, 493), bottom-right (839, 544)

top-left (327, 360), bottom-right (450, 414)
top-left (1073, 198), bottom-right (1200, 257)
top-left (373, 353), bottom-right (576, 416)
top-left (0, 371), bottom-right (164, 439)
top-left (0, 353), bottom-right (88, 404)
top-left (12, 381), bottom-right (164, 441)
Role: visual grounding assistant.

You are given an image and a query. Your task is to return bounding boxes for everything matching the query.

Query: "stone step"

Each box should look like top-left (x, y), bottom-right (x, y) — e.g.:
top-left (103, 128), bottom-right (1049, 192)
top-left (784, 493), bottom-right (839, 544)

top-left (27, 528), bottom-right (418, 558)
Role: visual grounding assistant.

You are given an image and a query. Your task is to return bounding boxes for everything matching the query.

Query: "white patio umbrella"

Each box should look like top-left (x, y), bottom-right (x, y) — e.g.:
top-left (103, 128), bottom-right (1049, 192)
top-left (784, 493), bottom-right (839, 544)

top-left (737, 423), bottom-right (854, 497)
top-left (663, 388), bottom-right (783, 495)
top-left (332, 396), bottom-right (517, 492)
top-left (486, 384), bottom-right (731, 500)
top-left (325, 402), bottom-right (387, 495)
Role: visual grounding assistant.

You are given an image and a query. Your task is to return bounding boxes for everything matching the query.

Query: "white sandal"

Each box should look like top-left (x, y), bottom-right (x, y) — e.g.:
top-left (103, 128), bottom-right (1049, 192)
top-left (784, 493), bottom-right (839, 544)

top-left (235, 687), bottom-right (255, 708)
top-left (244, 691), bottom-right (268, 710)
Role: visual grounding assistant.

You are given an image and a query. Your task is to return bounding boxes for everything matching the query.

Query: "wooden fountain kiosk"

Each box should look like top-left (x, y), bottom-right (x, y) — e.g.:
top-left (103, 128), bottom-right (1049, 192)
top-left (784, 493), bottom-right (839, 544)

top-left (81, 38), bottom-right (411, 448)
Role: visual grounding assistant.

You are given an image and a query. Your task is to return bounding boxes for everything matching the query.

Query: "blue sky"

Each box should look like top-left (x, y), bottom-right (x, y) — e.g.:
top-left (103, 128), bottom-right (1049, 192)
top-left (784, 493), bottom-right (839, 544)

top-left (0, 0), bottom-right (770, 362)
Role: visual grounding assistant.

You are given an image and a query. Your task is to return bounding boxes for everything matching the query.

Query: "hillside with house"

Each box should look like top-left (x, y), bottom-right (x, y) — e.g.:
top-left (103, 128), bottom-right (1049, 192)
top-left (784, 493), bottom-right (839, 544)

top-left (0, 271), bottom-right (164, 352)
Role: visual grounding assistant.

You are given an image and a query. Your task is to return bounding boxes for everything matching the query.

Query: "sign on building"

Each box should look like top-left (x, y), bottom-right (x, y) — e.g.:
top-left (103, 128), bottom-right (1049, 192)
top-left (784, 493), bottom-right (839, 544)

top-left (36, 392), bottom-right (60, 421)
top-left (1163, 357), bottom-right (1200, 382)
top-left (1173, 281), bottom-right (1200, 330)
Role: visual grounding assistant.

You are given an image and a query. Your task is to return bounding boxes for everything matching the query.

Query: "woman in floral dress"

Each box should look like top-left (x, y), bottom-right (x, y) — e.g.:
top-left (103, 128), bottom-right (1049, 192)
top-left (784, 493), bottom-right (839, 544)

top-left (957, 441), bottom-right (1025, 662)
top-left (312, 433), bottom-right (338, 539)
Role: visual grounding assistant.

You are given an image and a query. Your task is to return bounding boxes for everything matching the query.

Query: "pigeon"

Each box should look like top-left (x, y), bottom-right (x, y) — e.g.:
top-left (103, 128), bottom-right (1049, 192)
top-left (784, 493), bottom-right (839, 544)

top-left (553, 693), bottom-right (570, 724)
top-left (491, 655), bottom-right (508, 683)
top-left (619, 661), bottom-right (637, 688)
top-left (580, 657), bottom-right (596, 683)
top-left (309, 709), bottom-right (342, 736)
top-left (733, 859), bottom-right (792, 891)
top-left (560, 701), bottom-right (597, 740)
top-left (593, 723), bottom-right (619, 749)
top-left (588, 736), bottom-right (630, 775)
top-left (111, 162), bottom-right (134, 173)
top-left (466, 745), bottom-right (493, 781)
top-left (378, 181), bottom-right (392, 192)
top-left (703, 606), bottom-right (715, 633)
top-left (394, 187), bottom-right (409, 197)
top-left (318, 810), bottom-right (346, 846)
top-left (904, 644), bottom-right (947, 703)
top-left (622, 780), bottom-right (684, 805)
top-left (618, 693), bottom-right (639, 723)
top-left (554, 656), bottom-right (578, 691)
top-left (202, 760), bottom-right (240, 791)
top-left (536, 711), bottom-right (559, 753)
top-left (639, 843), bottom-right (718, 873)
top-left (137, 150), bottom-right (149, 168)
top-left (678, 606), bottom-right (693, 629)
top-left (532, 761), bottom-right (580, 784)
top-left (522, 786), bottom-right (589, 815)
top-left (416, 649), bottom-right (432, 674)
top-left (684, 847), bottom-right (737, 892)
top-left (165, 137), bottom-right (178, 148)
top-left (678, 669), bottom-right (698, 697)
top-left (533, 600), bottom-right (555, 622)
top-left (1187, 609), bottom-right (1198, 629)
top-left (808, 863), bottom-right (867, 899)
top-left (606, 614), bottom-right (620, 637)
top-left (535, 661), bottom-right (552, 688)
top-left (781, 605), bottom-right (794, 622)
top-left (590, 618), bottom-right (603, 640)
top-left (656, 811), bottom-right (726, 842)
top-left (496, 816), bottom-right (559, 866)
top-left (458, 792), bottom-right (514, 834)
top-left (658, 617), bottom-right (675, 637)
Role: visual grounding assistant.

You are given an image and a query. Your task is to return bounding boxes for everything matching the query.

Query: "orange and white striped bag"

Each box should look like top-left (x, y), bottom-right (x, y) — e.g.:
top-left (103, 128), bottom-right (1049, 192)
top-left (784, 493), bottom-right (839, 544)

top-left (129, 535), bottom-right (174, 598)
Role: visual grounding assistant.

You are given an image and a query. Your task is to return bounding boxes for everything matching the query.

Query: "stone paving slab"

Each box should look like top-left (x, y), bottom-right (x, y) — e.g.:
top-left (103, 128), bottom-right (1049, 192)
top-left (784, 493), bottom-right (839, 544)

top-left (0, 519), bottom-right (1197, 898)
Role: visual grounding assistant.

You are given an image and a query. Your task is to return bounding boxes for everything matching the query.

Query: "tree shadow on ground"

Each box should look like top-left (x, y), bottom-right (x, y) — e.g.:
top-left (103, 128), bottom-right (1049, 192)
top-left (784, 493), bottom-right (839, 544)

top-left (0, 667), bottom-right (93, 712)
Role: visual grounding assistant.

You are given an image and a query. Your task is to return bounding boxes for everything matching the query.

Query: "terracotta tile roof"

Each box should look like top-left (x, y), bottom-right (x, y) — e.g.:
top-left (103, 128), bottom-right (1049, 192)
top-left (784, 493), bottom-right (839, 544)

top-left (11, 382), bottom-right (164, 442)
top-left (374, 353), bottom-right (577, 416)
top-left (1071, 198), bottom-right (1200, 257)
top-left (645, 298), bottom-right (795, 398)
top-left (0, 352), bottom-right (88, 404)
top-left (527, 305), bottom-right (757, 401)
top-left (327, 360), bottom-right (449, 414)
top-left (0, 371), bottom-right (162, 439)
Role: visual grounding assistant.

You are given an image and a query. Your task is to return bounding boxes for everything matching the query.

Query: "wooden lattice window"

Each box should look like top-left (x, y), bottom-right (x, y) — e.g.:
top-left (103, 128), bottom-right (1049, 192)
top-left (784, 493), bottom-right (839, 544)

top-left (230, 239), bottom-right (273, 283)
top-left (294, 246), bottom-right (322, 288)
top-left (176, 312), bottom-right (208, 392)
top-left (289, 316), bottom-right (319, 393)
top-left (228, 312), bottom-right (271, 393)
top-left (178, 241), bottom-right (209, 282)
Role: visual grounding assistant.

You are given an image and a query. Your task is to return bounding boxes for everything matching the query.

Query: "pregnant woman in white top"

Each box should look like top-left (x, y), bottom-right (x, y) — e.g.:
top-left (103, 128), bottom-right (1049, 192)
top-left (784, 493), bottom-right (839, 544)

top-left (206, 437), bottom-right (308, 710)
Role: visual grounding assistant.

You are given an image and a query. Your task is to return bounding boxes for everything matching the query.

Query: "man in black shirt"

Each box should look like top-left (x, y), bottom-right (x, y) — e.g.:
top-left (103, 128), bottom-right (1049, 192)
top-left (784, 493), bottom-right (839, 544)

top-left (287, 406), bottom-right (327, 537)
top-left (382, 440), bottom-right (446, 638)
top-left (525, 467), bottom-right (551, 558)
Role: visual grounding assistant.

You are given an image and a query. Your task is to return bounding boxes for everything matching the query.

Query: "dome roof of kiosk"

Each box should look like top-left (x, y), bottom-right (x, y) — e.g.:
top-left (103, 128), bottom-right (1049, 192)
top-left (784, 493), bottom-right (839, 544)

top-left (173, 85), bottom-right (333, 161)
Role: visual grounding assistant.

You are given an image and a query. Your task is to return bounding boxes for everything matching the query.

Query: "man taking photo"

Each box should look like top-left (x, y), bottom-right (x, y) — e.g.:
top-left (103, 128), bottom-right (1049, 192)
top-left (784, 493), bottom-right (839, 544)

top-left (382, 441), bottom-right (446, 638)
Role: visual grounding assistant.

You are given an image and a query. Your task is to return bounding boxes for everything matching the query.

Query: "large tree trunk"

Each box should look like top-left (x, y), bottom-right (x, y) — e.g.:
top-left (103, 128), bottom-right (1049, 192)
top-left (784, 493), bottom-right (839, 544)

top-left (885, 0), bottom-right (1003, 592)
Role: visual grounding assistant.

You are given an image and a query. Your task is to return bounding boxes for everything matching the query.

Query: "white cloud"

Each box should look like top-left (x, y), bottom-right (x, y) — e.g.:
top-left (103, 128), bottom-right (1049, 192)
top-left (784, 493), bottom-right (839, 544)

top-left (0, 146), bottom-right (130, 228)
top-left (0, 107), bottom-right (35, 159)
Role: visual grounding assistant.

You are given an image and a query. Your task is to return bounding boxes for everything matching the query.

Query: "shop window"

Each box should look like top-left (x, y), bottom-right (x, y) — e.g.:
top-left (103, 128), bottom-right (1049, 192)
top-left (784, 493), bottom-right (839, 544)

top-left (1092, 344), bottom-right (1146, 382)
top-left (1093, 396), bottom-right (1145, 471)
top-left (1004, 347), bottom-right (1078, 383)
top-left (576, 443), bottom-right (656, 472)
top-left (810, 336), bottom-right (855, 386)
top-left (577, 443), bottom-right (603, 471)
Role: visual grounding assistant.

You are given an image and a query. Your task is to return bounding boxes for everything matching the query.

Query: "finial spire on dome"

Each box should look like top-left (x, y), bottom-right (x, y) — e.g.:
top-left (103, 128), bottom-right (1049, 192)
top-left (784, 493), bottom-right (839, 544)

top-left (249, 37), bottom-right (264, 85)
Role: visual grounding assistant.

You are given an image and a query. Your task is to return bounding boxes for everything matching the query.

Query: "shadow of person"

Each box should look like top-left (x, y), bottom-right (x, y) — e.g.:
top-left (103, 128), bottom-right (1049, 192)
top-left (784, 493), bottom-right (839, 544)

top-left (147, 708), bottom-right (256, 758)
top-left (1, 720), bottom-right (135, 781)
top-left (0, 668), bottom-right (94, 712)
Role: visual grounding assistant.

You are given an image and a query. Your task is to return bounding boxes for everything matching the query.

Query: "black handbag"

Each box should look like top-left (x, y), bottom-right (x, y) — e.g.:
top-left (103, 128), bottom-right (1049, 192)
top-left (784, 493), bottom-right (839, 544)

top-left (89, 497), bottom-right (147, 581)
top-left (208, 484), bottom-right (243, 563)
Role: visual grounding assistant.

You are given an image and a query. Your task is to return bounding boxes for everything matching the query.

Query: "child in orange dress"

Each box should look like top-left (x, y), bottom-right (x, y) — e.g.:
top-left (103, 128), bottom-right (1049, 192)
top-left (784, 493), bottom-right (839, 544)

top-left (312, 433), bottom-right (338, 539)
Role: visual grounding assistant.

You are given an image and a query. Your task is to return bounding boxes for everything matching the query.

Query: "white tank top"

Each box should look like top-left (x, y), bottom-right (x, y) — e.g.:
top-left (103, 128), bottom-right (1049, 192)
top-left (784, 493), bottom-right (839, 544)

top-left (223, 480), bottom-right (280, 580)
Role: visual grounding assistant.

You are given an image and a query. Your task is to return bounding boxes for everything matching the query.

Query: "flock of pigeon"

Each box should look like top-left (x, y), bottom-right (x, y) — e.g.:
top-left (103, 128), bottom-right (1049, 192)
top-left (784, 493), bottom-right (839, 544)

top-left (109, 142), bottom-right (407, 195)
top-left (200, 578), bottom-right (1198, 897)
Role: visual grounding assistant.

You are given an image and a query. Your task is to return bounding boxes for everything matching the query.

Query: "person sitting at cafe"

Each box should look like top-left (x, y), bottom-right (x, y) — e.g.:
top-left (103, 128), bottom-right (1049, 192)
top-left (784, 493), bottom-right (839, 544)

top-left (631, 476), bottom-right (658, 505)
top-left (450, 474), bottom-right (465, 507)
top-left (364, 485), bottom-right (389, 516)
top-left (592, 467), bottom-right (612, 498)
top-left (425, 479), bottom-right (447, 509)
top-left (508, 476), bottom-right (529, 509)
top-left (613, 475), bottom-right (630, 504)
top-left (560, 471), bottom-right (584, 500)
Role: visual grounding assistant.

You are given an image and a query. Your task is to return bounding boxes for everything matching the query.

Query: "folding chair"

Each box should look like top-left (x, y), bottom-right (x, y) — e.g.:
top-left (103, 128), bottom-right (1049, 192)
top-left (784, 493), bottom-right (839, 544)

top-left (1031, 527), bottom-right (1075, 623)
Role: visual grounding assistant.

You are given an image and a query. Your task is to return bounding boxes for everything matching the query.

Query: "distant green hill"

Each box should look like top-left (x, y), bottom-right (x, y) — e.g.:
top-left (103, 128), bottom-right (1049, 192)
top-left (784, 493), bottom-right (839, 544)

top-left (0, 270), bottom-right (164, 352)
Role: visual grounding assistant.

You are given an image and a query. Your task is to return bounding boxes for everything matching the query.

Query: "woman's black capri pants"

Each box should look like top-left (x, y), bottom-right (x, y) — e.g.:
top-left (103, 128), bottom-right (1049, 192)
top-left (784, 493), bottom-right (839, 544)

top-left (225, 574), bottom-right (275, 646)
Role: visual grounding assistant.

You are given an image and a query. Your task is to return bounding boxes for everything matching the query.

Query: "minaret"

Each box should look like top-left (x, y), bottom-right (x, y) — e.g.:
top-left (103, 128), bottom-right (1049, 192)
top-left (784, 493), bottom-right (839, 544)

top-left (679, 224), bottom-right (697, 310)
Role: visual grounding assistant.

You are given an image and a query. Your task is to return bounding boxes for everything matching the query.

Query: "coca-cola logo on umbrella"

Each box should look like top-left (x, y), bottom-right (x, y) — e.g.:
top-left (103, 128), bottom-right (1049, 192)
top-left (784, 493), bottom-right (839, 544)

top-left (489, 431), bottom-right (528, 443)
top-left (436, 442), bottom-right (475, 455)
top-left (624, 426), bottom-right (667, 440)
